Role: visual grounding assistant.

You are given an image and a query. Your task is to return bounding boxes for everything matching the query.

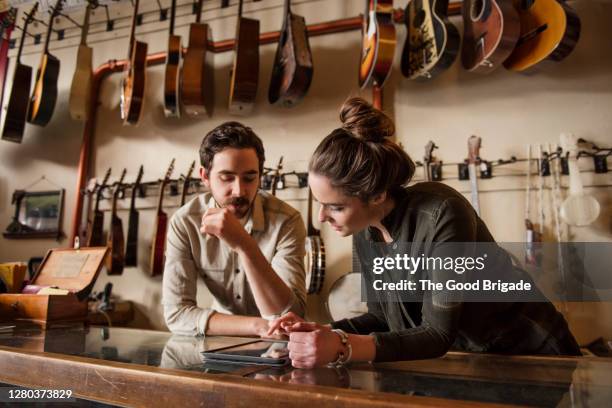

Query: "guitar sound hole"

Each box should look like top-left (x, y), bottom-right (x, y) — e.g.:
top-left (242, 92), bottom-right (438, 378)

top-left (470, 0), bottom-right (485, 21)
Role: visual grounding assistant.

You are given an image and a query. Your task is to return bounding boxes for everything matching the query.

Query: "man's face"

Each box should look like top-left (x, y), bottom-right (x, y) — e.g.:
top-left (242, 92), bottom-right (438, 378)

top-left (201, 148), bottom-right (260, 218)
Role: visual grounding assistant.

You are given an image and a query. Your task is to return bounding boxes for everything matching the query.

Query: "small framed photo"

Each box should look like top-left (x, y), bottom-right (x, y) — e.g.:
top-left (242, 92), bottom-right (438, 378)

top-left (3, 189), bottom-right (65, 240)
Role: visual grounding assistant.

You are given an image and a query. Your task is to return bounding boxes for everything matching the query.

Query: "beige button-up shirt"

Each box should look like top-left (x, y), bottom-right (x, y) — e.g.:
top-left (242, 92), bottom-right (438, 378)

top-left (162, 191), bottom-right (306, 336)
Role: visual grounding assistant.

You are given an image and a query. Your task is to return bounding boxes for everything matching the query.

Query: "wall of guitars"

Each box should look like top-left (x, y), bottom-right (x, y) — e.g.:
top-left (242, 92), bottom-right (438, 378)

top-left (0, 0), bottom-right (611, 339)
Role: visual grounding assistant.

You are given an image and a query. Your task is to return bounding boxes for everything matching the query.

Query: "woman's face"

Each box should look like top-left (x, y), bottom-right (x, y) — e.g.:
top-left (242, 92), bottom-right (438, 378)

top-left (308, 172), bottom-right (375, 237)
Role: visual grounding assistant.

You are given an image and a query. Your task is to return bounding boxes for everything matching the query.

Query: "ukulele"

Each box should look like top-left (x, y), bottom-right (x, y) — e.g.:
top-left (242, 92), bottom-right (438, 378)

top-left (180, 161), bottom-right (196, 207)
top-left (305, 187), bottom-right (325, 294)
top-left (120, 0), bottom-right (148, 125)
top-left (359, 0), bottom-right (396, 89)
top-left (460, 0), bottom-right (520, 73)
top-left (401, 0), bottom-right (460, 80)
top-left (163, 0), bottom-right (181, 118)
top-left (86, 168), bottom-right (111, 247)
top-left (107, 168), bottom-right (127, 275)
top-left (149, 159), bottom-right (175, 277)
top-left (69, 1), bottom-right (93, 121)
top-left (228, 0), bottom-right (260, 115)
top-left (467, 135), bottom-right (482, 216)
top-left (125, 165), bottom-right (144, 267)
top-left (503, 0), bottom-right (581, 72)
top-left (1, 5), bottom-right (36, 143)
top-left (181, 0), bottom-right (214, 117)
top-left (27, 0), bottom-right (63, 126)
top-left (268, 0), bottom-right (313, 107)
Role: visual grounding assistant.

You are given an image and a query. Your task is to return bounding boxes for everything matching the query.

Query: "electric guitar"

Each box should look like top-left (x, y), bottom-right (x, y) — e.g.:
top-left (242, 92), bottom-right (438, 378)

top-left (86, 168), bottom-right (111, 247)
top-left (503, 0), bottom-right (580, 72)
top-left (401, 0), bottom-right (459, 80)
top-left (268, 0), bottom-right (313, 107)
top-left (181, 0), bottom-right (214, 117)
top-left (69, 1), bottom-right (93, 121)
top-left (461, 0), bottom-right (520, 73)
top-left (467, 135), bottom-right (482, 216)
top-left (125, 165), bottom-right (144, 267)
top-left (163, 0), bottom-right (181, 118)
top-left (27, 0), bottom-right (62, 126)
top-left (107, 169), bottom-right (127, 275)
top-left (180, 161), bottom-right (196, 206)
top-left (150, 159), bottom-right (175, 277)
top-left (120, 0), bottom-right (147, 125)
top-left (359, 0), bottom-right (396, 89)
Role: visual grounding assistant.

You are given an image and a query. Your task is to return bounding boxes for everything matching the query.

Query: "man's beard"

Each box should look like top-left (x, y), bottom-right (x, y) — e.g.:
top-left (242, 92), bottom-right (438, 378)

top-left (221, 196), bottom-right (252, 218)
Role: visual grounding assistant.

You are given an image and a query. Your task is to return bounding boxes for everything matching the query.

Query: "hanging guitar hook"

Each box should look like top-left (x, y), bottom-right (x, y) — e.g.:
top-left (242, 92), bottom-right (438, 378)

top-left (156, 0), bottom-right (169, 21)
top-left (103, 4), bottom-right (114, 31)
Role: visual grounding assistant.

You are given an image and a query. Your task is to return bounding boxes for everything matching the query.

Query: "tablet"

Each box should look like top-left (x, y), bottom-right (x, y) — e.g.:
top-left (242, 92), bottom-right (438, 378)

top-left (201, 340), bottom-right (290, 366)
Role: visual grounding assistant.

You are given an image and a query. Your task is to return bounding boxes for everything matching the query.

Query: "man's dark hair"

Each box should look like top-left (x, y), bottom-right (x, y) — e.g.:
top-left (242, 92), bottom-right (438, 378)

top-left (199, 122), bottom-right (265, 174)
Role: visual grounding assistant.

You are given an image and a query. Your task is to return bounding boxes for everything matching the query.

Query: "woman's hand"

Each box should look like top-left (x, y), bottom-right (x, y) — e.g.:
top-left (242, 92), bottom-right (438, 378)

top-left (285, 322), bottom-right (342, 368)
top-left (266, 312), bottom-right (306, 336)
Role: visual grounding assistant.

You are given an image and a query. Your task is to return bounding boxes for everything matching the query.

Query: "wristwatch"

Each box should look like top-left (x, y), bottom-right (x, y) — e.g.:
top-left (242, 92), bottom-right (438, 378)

top-left (328, 329), bottom-right (352, 367)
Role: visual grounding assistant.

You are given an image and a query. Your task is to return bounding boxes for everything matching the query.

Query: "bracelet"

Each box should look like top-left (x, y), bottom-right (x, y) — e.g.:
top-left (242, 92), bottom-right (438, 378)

top-left (328, 329), bottom-right (352, 367)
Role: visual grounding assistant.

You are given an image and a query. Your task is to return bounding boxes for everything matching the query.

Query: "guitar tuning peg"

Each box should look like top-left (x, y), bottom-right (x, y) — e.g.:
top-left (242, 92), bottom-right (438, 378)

top-left (276, 175), bottom-right (286, 190)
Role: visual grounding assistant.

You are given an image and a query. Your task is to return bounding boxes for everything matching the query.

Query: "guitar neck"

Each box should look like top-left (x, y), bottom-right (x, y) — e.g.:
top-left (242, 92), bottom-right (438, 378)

top-left (195, 0), bottom-right (204, 23)
top-left (80, 5), bottom-right (91, 46)
top-left (169, 0), bottom-right (177, 35)
top-left (156, 182), bottom-right (167, 214)
top-left (128, 0), bottom-right (140, 58)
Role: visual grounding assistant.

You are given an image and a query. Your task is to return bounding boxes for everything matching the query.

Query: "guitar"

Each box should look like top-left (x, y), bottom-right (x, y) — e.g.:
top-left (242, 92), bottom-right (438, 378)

top-left (107, 168), bottom-right (127, 275)
top-left (359, 0), bottom-right (396, 89)
top-left (86, 168), bottom-right (111, 247)
top-left (1, 5), bottom-right (35, 143)
top-left (270, 156), bottom-right (284, 197)
top-left (401, 0), bottom-right (459, 80)
top-left (79, 177), bottom-right (98, 245)
top-left (268, 0), bottom-right (313, 107)
top-left (228, 0), bottom-right (259, 115)
top-left (503, 0), bottom-right (581, 72)
top-left (125, 165), bottom-right (144, 267)
top-left (27, 0), bottom-right (62, 126)
top-left (149, 159), bottom-right (175, 277)
top-left (120, 0), bottom-right (148, 125)
top-left (423, 140), bottom-right (437, 181)
top-left (305, 188), bottom-right (325, 294)
top-left (467, 135), bottom-right (482, 216)
top-left (180, 161), bottom-right (196, 206)
top-left (181, 0), bottom-right (214, 117)
top-left (460, 0), bottom-right (520, 73)
top-left (163, 0), bottom-right (181, 118)
top-left (69, 2), bottom-right (93, 121)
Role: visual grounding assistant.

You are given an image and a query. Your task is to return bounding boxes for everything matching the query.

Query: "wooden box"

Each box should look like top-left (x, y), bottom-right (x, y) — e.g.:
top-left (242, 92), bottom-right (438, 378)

top-left (0, 247), bottom-right (108, 328)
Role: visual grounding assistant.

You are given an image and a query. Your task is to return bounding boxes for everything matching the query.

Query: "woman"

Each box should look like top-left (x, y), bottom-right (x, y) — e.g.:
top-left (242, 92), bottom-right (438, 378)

top-left (269, 97), bottom-right (580, 368)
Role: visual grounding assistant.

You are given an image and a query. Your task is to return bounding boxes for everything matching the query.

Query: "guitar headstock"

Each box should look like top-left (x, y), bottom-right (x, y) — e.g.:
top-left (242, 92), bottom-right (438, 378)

top-left (467, 135), bottom-right (482, 164)
top-left (184, 160), bottom-right (196, 183)
top-left (100, 167), bottom-right (112, 187)
top-left (86, 177), bottom-right (97, 194)
top-left (51, 0), bottom-right (64, 17)
top-left (424, 140), bottom-right (437, 164)
top-left (162, 159), bottom-right (176, 186)
top-left (560, 132), bottom-right (578, 158)
top-left (114, 168), bottom-right (127, 194)
top-left (134, 164), bottom-right (144, 188)
top-left (23, 3), bottom-right (39, 24)
top-left (1, 7), bottom-right (17, 28)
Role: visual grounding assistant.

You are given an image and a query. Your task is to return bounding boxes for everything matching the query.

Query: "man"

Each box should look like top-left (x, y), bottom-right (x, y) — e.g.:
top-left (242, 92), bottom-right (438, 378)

top-left (162, 122), bottom-right (306, 337)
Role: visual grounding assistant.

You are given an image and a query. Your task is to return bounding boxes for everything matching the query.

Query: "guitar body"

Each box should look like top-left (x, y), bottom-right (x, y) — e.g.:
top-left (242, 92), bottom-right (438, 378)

top-left (69, 44), bottom-right (93, 121)
top-left (87, 211), bottom-right (105, 247)
top-left (359, 0), bottom-right (396, 88)
top-left (125, 209), bottom-right (139, 267)
top-left (164, 34), bottom-right (182, 117)
top-left (229, 17), bottom-right (259, 115)
top-left (268, 12), bottom-right (313, 107)
top-left (182, 23), bottom-right (214, 117)
top-left (149, 212), bottom-right (168, 277)
top-left (461, 0), bottom-right (520, 73)
top-left (1, 63), bottom-right (32, 143)
top-left (27, 53), bottom-right (60, 126)
top-left (401, 0), bottom-right (460, 80)
top-left (121, 41), bottom-right (148, 125)
top-left (503, 0), bottom-right (580, 72)
top-left (106, 216), bottom-right (125, 275)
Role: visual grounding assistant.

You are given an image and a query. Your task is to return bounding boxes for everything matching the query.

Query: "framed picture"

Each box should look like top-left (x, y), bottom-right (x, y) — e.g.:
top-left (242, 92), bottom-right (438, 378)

top-left (3, 189), bottom-right (65, 239)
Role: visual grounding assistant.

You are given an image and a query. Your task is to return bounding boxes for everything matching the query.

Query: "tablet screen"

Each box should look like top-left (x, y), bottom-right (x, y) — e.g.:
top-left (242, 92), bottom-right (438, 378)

top-left (214, 341), bottom-right (289, 359)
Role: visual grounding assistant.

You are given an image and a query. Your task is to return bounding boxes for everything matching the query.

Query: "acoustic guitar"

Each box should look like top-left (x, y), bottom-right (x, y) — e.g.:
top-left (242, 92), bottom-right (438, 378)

top-left (305, 188), bottom-right (325, 294)
top-left (27, 0), bottom-right (63, 126)
top-left (69, 2), bottom-right (93, 121)
top-left (228, 0), bottom-right (259, 115)
top-left (1, 5), bottom-right (35, 143)
top-left (268, 0), bottom-right (313, 107)
top-left (467, 135), bottom-right (482, 216)
top-left (163, 0), bottom-right (181, 118)
top-left (460, 0), bottom-right (520, 73)
top-left (180, 161), bottom-right (196, 207)
top-left (359, 0), bottom-right (396, 89)
top-left (401, 0), bottom-right (459, 80)
top-left (125, 165), bottom-right (144, 267)
top-left (120, 0), bottom-right (148, 125)
top-left (107, 169), bottom-right (127, 275)
top-left (150, 159), bottom-right (175, 277)
top-left (503, 0), bottom-right (580, 72)
top-left (86, 168), bottom-right (111, 247)
top-left (181, 0), bottom-right (214, 117)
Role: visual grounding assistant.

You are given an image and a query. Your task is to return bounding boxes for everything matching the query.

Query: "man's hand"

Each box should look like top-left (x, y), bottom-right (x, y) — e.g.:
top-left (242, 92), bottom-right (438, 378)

top-left (200, 207), bottom-right (251, 250)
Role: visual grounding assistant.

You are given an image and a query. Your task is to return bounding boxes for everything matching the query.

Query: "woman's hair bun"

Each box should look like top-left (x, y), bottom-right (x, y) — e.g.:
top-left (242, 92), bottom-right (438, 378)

top-left (339, 97), bottom-right (395, 143)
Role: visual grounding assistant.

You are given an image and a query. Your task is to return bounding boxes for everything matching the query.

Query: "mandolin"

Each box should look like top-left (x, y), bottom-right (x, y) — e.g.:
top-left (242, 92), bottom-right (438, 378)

top-left (86, 168), bottom-right (111, 247)
top-left (503, 0), bottom-right (580, 72)
top-left (268, 0), bottom-right (313, 107)
top-left (467, 135), bottom-right (482, 216)
top-left (163, 0), bottom-right (181, 118)
top-left (27, 0), bottom-right (62, 126)
top-left (1, 5), bottom-right (35, 143)
top-left (305, 187), bottom-right (325, 294)
top-left (120, 0), bottom-right (147, 125)
top-left (181, 0), bottom-right (214, 117)
top-left (125, 165), bottom-right (144, 267)
top-left (180, 161), bottom-right (196, 207)
top-left (359, 0), bottom-right (396, 89)
top-left (228, 0), bottom-right (259, 115)
top-left (461, 0), bottom-right (520, 73)
top-left (401, 0), bottom-right (460, 80)
top-left (107, 169), bottom-right (127, 275)
top-left (150, 159), bottom-right (175, 277)
top-left (69, 2), bottom-right (93, 121)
